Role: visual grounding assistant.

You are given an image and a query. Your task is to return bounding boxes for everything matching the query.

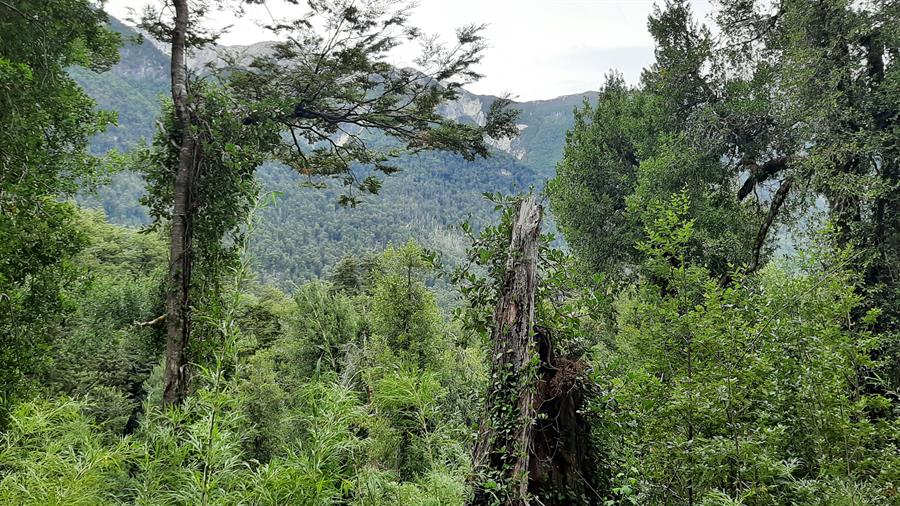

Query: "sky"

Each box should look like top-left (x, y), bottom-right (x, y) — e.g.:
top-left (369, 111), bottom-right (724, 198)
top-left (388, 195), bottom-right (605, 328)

top-left (103, 0), bottom-right (714, 102)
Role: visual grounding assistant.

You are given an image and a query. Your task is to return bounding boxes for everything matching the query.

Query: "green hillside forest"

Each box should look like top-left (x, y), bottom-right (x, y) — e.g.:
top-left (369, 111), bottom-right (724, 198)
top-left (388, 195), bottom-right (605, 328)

top-left (1, 0), bottom-right (899, 505)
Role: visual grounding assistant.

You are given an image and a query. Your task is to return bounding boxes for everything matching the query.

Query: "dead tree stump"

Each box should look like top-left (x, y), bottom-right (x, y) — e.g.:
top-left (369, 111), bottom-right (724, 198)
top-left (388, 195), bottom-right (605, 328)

top-left (528, 326), bottom-right (596, 505)
top-left (469, 196), bottom-right (543, 506)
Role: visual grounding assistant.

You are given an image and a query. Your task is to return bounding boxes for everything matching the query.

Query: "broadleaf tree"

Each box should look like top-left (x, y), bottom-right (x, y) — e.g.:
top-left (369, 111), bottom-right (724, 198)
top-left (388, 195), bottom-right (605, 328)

top-left (0, 0), bottom-right (120, 426)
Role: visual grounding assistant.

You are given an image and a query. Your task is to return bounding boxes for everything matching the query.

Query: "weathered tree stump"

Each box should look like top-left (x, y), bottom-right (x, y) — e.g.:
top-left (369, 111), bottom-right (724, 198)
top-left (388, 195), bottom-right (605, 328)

top-left (528, 326), bottom-right (596, 505)
top-left (469, 196), bottom-right (543, 506)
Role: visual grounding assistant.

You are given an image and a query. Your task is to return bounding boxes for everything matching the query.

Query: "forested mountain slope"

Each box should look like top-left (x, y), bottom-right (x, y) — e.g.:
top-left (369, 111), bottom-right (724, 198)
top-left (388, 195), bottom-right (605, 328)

top-left (75, 18), bottom-right (586, 286)
top-left (5, 1), bottom-right (899, 504)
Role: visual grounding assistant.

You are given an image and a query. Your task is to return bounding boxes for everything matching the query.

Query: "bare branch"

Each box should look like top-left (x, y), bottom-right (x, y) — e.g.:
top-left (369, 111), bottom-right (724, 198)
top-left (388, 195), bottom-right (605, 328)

top-left (747, 177), bottom-right (793, 274)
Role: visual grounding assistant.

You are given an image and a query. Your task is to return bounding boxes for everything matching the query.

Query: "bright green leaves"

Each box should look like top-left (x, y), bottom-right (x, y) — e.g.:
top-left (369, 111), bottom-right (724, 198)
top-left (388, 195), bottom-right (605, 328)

top-left (0, 0), bottom-right (121, 428)
top-left (635, 190), bottom-right (698, 284)
top-left (370, 241), bottom-right (445, 370)
top-left (0, 399), bottom-right (137, 505)
top-left (282, 281), bottom-right (361, 379)
top-left (588, 193), bottom-right (899, 503)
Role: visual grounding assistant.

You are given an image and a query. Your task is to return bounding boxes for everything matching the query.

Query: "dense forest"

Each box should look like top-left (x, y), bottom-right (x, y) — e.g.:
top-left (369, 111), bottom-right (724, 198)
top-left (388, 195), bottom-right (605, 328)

top-left (69, 15), bottom-right (577, 287)
top-left (1, 0), bottom-right (898, 505)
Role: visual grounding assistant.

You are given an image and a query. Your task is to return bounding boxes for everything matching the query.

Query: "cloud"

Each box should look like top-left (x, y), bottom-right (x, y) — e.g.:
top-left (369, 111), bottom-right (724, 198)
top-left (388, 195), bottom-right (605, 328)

top-left (102, 0), bottom-right (713, 101)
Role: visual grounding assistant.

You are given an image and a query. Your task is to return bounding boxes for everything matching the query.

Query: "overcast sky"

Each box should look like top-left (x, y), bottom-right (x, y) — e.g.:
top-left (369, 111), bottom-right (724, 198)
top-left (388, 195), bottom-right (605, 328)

top-left (103, 0), bottom-right (714, 101)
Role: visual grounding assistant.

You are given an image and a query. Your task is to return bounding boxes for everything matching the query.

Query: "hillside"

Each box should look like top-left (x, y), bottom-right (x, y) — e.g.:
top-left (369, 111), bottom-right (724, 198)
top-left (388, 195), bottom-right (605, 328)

top-left (74, 18), bottom-right (587, 286)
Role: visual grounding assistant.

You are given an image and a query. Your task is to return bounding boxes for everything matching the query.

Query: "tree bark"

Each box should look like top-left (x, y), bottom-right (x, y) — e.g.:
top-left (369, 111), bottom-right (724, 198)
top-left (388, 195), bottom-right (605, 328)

top-left (747, 177), bottom-right (793, 274)
top-left (470, 196), bottom-right (542, 506)
top-left (527, 326), bottom-right (596, 505)
top-left (737, 156), bottom-right (791, 201)
top-left (162, 0), bottom-right (196, 406)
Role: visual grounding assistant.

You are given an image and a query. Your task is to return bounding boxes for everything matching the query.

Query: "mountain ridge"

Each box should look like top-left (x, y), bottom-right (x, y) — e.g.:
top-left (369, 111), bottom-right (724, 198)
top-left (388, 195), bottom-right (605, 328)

top-left (76, 17), bottom-right (590, 286)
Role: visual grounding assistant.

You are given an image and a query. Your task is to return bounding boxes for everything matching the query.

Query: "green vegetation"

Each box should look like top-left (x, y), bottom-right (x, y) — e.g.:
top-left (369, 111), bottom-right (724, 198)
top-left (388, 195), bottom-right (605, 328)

top-left (0, 0), bottom-right (121, 427)
top-left (1, 0), bottom-right (898, 505)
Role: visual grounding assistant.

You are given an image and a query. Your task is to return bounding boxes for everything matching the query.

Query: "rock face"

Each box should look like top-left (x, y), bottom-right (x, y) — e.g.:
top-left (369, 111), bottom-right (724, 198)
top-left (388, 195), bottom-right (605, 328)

top-left (438, 88), bottom-right (601, 175)
top-left (440, 89), bottom-right (488, 126)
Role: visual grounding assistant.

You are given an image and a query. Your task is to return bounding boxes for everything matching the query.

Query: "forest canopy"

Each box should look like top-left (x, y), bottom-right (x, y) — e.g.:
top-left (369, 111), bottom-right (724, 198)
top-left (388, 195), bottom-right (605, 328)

top-left (0, 0), bottom-right (898, 505)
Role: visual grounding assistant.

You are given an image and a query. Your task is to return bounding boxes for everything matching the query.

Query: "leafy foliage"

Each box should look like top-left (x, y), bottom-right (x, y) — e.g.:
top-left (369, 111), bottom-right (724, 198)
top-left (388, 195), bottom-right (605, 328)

top-left (3, 1), bottom-right (900, 505)
top-left (590, 194), bottom-right (900, 504)
top-left (0, 0), bottom-right (121, 427)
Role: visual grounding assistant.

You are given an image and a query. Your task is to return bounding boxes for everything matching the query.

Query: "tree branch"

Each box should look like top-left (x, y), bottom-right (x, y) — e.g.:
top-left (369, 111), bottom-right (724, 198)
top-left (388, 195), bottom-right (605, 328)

top-left (0, 1), bottom-right (33, 23)
top-left (134, 314), bottom-right (166, 327)
top-left (747, 177), bottom-right (793, 274)
top-left (737, 155), bottom-right (791, 201)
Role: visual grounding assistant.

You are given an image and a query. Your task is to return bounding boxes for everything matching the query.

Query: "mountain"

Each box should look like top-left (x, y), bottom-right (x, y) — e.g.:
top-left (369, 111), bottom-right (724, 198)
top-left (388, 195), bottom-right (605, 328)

top-left (440, 88), bottom-right (598, 178)
top-left (74, 18), bottom-right (593, 288)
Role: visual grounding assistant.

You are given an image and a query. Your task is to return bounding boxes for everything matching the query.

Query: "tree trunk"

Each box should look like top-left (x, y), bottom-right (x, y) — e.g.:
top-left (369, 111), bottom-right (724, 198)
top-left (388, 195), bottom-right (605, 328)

top-left (162, 0), bottom-right (196, 406)
top-left (527, 326), bottom-right (596, 505)
top-left (747, 177), bottom-right (793, 274)
top-left (469, 196), bottom-right (542, 506)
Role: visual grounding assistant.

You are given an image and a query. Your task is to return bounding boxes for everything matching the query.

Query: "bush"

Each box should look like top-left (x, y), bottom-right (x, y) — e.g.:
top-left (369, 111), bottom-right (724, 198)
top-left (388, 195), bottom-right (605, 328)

top-left (0, 399), bottom-right (134, 505)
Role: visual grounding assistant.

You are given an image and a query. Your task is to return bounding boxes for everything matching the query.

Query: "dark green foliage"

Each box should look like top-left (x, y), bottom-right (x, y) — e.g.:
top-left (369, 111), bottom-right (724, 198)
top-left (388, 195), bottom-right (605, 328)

top-left (330, 255), bottom-right (366, 295)
top-left (40, 211), bottom-right (166, 435)
top-left (2, 1), bottom-right (900, 504)
top-left (545, 2), bottom-right (900, 501)
top-left (589, 194), bottom-right (900, 504)
top-left (224, 1), bottom-right (520, 206)
top-left (546, 75), bottom-right (646, 277)
top-left (283, 281), bottom-right (361, 378)
top-left (548, 26), bottom-right (760, 281)
top-left (141, 81), bottom-right (278, 302)
top-left (369, 242), bottom-right (445, 369)
top-left (251, 150), bottom-right (541, 289)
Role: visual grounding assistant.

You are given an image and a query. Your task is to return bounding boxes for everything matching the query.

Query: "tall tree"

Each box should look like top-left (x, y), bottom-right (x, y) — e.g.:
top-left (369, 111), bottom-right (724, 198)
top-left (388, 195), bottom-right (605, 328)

top-left (551, 0), bottom-right (898, 298)
top-left (163, 0), bottom-right (196, 405)
top-left (713, 0), bottom-right (900, 387)
top-left (139, 0), bottom-right (517, 404)
top-left (549, 1), bottom-right (760, 283)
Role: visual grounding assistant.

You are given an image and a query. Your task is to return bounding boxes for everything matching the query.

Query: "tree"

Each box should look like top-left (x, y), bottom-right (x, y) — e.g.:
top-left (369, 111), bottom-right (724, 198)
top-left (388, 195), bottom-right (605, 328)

top-left (285, 281), bottom-right (360, 378)
top-left (0, 0), bottom-right (120, 426)
top-left (590, 193), bottom-right (899, 504)
top-left (713, 0), bottom-right (900, 388)
top-left (548, 2), bottom-right (759, 284)
top-left (547, 1), bottom-right (900, 501)
top-left (329, 255), bottom-right (363, 295)
top-left (162, 0), bottom-right (195, 406)
top-left (139, 0), bottom-right (518, 405)
top-left (551, 0), bottom-right (899, 300)
top-left (545, 74), bottom-right (647, 278)
top-left (468, 196), bottom-right (543, 506)
top-left (370, 241), bottom-right (444, 369)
